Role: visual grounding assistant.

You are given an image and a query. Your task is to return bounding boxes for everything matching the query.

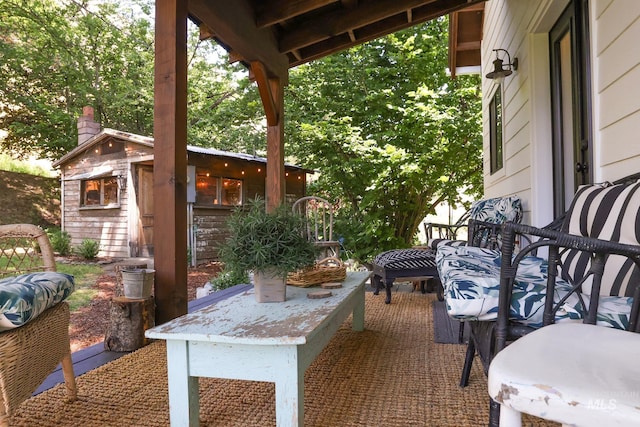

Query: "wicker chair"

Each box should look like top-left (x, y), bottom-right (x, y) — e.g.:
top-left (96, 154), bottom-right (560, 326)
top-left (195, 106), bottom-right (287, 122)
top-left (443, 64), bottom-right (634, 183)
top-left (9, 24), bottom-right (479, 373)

top-left (371, 195), bottom-right (523, 304)
top-left (0, 224), bottom-right (77, 426)
top-left (437, 177), bottom-right (640, 426)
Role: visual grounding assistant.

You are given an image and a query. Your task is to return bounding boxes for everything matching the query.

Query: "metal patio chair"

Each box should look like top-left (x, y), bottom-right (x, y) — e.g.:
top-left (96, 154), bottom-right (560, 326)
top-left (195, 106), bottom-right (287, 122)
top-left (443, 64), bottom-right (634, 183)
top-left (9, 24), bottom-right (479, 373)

top-left (292, 196), bottom-right (341, 259)
top-left (371, 195), bottom-right (523, 304)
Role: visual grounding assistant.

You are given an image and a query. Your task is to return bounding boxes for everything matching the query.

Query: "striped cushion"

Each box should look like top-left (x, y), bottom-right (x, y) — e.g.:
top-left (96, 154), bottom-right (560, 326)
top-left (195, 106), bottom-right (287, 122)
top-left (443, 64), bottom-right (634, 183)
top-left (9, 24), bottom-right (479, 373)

top-left (561, 181), bottom-right (640, 297)
top-left (373, 249), bottom-right (436, 270)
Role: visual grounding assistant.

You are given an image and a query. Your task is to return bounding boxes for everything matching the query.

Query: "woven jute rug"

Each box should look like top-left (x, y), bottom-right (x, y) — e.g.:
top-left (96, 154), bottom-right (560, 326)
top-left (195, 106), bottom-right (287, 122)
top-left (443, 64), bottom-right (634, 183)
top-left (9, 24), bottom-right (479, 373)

top-left (10, 291), bottom-right (556, 426)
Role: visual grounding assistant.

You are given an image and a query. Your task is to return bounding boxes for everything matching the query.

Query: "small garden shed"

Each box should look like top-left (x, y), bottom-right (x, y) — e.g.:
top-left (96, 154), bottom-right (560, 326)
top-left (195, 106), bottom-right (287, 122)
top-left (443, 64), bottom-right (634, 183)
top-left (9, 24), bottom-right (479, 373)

top-left (52, 107), bottom-right (310, 264)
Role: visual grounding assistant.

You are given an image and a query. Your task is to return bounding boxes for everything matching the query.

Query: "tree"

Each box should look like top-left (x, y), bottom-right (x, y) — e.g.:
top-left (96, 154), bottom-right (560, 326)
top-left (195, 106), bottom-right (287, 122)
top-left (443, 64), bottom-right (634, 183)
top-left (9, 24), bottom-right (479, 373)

top-left (285, 18), bottom-right (483, 261)
top-left (0, 0), bottom-right (262, 160)
top-left (185, 31), bottom-right (263, 153)
top-left (0, 0), bottom-right (155, 160)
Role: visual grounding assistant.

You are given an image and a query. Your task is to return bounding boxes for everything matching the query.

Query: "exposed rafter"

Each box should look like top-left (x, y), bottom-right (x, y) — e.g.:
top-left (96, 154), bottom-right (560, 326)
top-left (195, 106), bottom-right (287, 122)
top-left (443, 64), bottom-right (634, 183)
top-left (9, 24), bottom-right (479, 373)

top-left (189, 0), bottom-right (485, 71)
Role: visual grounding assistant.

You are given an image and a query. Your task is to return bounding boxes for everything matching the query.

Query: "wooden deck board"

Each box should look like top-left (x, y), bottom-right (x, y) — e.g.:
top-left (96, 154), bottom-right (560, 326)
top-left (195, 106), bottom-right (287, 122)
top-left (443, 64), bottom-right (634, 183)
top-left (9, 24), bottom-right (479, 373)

top-left (35, 284), bottom-right (253, 395)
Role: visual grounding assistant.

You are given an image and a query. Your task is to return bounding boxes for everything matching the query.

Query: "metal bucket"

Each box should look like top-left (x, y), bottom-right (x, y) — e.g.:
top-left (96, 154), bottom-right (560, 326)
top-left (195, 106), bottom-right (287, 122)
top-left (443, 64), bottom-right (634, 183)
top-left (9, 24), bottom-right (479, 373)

top-left (121, 269), bottom-right (154, 299)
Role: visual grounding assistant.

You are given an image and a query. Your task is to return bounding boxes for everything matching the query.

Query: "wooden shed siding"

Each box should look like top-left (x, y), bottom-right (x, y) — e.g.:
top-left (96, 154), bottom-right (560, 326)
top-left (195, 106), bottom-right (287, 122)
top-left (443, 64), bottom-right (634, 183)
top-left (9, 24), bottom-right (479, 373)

top-left (60, 137), bottom-right (307, 264)
top-left (192, 207), bottom-right (233, 263)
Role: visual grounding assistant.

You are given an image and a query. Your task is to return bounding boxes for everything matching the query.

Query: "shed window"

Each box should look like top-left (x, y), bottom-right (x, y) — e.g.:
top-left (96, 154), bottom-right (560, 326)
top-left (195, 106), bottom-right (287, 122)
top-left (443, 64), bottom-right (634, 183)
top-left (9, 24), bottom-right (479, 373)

top-left (222, 178), bottom-right (242, 206)
top-left (81, 177), bottom-right (119, 207)
top-left (195, 169), bottom-right (242, 206)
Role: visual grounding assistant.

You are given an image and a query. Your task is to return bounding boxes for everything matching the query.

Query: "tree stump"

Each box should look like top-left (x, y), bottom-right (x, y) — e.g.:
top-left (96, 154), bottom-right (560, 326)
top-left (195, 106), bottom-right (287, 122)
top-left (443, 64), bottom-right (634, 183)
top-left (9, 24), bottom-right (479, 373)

top-left (104, 296), bottom-right (155, 352)
top-left (114, 262), bottom-right (148, 297)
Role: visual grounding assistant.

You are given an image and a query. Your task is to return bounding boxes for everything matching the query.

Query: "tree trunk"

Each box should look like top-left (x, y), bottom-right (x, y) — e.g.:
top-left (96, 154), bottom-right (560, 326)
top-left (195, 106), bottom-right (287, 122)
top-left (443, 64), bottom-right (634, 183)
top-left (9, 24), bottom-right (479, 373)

top-left (104, 296), bottom-right (155, 352)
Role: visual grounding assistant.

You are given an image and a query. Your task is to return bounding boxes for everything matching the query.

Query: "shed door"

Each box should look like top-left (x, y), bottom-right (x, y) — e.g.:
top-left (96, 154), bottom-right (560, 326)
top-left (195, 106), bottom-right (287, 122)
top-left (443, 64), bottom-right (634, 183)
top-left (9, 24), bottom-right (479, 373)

top-left (136, 165), bottom-right (154, 257)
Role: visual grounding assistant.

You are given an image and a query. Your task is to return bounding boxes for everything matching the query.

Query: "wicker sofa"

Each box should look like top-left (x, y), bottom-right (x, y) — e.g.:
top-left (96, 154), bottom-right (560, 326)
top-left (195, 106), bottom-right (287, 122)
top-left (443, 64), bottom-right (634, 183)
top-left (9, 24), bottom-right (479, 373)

top-left (0, 224), bottom-right (77, 426)
top-left (437, 178), bottom-right (640, 426)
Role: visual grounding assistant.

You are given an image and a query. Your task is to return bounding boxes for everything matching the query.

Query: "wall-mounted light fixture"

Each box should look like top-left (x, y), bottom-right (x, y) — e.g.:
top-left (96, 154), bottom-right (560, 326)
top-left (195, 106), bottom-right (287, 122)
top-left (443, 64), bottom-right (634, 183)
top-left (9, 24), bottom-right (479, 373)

top-left (117, 174), bottom-right (127, 189)
top-left (486, 49), bottom-right (518, 81)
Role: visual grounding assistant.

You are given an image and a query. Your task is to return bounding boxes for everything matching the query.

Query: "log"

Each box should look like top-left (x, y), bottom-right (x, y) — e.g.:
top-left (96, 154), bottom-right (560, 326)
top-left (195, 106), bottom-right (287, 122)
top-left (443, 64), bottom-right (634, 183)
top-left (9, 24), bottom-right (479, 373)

top-left (104, 296), bottom-right (155, 352)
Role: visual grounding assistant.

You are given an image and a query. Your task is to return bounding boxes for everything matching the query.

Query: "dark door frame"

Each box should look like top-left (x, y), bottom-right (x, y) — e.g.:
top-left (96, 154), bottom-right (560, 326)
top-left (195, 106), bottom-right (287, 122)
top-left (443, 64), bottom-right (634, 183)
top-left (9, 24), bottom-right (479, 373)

top-left (549, 0), bottom-right (593, 218)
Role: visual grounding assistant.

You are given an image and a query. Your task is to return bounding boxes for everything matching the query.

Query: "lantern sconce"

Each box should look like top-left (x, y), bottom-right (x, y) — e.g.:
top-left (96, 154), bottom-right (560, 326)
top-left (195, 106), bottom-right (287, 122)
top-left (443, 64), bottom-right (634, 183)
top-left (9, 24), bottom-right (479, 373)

top-left (486, 49), bottom-right (518, 82)
top-left (117, 174), bottom-right (127, 189)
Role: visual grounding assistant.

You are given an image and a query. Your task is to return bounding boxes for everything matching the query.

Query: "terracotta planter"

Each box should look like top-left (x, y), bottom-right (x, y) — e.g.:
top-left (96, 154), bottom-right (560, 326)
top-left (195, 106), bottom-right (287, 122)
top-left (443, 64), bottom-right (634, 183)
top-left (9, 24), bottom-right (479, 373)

top-left (253, 270), bottom-right (286, 302)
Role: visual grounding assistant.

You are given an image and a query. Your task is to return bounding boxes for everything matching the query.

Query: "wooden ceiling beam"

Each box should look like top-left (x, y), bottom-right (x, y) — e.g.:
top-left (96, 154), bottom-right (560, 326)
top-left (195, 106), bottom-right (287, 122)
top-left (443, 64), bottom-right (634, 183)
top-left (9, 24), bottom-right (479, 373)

top-left (199, 24), bottom-right (216, 40)
top-left (251, 61), bottom-right (280, 126)
top-left (456, 40), bottom-right (481, 51)
top-left (289, 0), bottom-right (484, 66)
top-left (256, 0), bottom-right (337, 28)
top-left (279, 0), bottom-right (482, 53)
top-left (189, 0), bottom-right (289, 81)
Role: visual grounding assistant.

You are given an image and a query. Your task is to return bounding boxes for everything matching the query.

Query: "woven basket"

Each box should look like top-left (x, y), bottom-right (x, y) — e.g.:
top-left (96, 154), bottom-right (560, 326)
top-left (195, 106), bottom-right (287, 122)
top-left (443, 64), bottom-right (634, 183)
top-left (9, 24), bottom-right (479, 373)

top-left (287, 257), bottom-right (347, 287)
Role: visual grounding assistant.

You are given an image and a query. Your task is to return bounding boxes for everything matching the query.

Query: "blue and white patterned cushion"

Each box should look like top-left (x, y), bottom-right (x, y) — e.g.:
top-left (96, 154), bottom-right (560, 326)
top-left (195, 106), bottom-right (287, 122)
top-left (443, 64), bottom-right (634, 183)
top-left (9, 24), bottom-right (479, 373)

top-left (437, 245), bottom-right (634, 330)
top-left (427, 196), bottom-right (523, 249)
top-left (0, 272), bottom-right (75, 331)
top-left (469, 195), bottom-right (523, 224)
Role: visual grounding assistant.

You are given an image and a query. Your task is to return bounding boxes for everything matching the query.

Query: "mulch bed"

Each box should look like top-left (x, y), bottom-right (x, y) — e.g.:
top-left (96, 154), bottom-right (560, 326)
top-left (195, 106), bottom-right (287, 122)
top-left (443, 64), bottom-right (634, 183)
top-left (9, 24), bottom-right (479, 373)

top-left (69, 262), bottom-right (223, 352)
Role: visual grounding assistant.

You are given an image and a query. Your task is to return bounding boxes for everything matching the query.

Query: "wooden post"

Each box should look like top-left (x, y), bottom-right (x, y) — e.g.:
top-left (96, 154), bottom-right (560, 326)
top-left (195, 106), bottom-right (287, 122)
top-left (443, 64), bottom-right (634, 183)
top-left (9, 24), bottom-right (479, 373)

top-left (253, 67), bottom-right (285, 213)
top-left (154, 0), bottom-right (188, 324)
top-left (104, 296), bottom-right (155, 352)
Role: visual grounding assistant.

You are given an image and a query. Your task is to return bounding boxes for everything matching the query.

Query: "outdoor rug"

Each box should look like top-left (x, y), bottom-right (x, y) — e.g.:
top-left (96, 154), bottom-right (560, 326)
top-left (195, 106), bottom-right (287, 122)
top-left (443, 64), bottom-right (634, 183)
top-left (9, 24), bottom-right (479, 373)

top-left (9, 292), bottom-right (556, 426)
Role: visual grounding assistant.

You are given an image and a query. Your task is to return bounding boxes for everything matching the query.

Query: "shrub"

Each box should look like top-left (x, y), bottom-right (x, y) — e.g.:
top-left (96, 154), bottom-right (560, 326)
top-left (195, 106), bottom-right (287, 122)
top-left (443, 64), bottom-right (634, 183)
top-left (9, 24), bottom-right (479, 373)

top-left (218, 198), bottom-right (318, 277)
top-left (48, 229), bottom-right (72, 256)
top-left (76, 238), bottom-right (100, 259)
top-left (209, 268), bottom-right (249, 292)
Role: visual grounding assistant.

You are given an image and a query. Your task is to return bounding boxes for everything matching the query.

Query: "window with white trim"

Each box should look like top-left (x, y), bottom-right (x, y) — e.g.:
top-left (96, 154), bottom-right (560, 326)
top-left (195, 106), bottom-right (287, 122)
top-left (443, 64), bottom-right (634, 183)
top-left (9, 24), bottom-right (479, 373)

top-left (80, 177), bottom-right (120, 207)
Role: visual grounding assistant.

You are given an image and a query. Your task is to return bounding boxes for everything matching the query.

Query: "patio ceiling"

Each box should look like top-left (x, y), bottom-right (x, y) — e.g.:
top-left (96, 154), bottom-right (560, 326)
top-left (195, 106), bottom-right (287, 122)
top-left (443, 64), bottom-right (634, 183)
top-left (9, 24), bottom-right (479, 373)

top-left (153, 0), bottom-right (486, 324)
top-left (188, 0), bottom-right (486, 81)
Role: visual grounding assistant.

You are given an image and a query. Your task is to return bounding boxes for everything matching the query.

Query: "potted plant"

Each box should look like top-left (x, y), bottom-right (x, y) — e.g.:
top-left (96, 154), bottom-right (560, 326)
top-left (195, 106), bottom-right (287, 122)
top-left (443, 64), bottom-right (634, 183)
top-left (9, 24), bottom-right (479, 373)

top-left (218, 198), bottom-right (318, 302)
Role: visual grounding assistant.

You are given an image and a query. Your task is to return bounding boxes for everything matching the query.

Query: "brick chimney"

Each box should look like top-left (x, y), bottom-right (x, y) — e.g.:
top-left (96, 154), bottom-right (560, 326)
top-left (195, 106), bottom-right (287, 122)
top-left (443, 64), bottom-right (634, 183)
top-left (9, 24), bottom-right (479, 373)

top-left (77, 106), bottom-right (100, 146)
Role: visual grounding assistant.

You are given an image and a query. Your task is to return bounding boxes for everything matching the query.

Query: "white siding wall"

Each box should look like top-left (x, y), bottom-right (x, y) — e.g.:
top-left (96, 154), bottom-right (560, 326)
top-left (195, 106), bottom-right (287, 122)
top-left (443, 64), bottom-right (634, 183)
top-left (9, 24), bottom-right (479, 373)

top-left (593, 0), bottom-right (640, 179)
top-left (482, 0), bottom-right (640, 226)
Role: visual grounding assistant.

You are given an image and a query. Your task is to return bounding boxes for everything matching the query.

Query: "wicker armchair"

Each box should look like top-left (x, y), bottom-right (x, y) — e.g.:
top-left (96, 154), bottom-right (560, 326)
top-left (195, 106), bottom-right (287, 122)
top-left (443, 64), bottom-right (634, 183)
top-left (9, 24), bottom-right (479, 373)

top-left (0, 224), bottom-right (77, 426)
top-left (437, 178), bottom-right (640, 426)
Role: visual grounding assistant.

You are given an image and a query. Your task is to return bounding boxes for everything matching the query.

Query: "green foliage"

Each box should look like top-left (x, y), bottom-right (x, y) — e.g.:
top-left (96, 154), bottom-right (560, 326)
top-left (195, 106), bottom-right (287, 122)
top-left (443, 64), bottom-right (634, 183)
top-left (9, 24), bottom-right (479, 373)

top-left (75, 238), bottom-right (100, 260)
top-left (0, 0), bottom-right (153, 159)
top-left (209, 268), bottom-right (249, 292)
top-left (0, 153), bottom-right (56, 177)
top-left (56, 262), bottom-right (103, 311)
top-left (48, 229), bottom-right (72, 256)
top-left (285, 19), bottom-right (483, 261)
top-left (218, 198), bottom-right (318, 277)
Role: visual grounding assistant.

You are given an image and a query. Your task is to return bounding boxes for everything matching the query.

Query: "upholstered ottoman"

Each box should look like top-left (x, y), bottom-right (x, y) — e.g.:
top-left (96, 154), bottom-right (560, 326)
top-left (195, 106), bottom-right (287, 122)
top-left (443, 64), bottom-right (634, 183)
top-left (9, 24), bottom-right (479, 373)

top-left (371, 248), bottom-right (442, 304)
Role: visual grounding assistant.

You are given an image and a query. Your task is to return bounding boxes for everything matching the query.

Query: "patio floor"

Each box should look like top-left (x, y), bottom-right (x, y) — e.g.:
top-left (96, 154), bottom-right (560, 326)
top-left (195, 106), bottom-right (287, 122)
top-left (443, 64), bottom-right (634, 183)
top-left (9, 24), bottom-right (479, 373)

top-left (19, 284), bottom-right (557, 426)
